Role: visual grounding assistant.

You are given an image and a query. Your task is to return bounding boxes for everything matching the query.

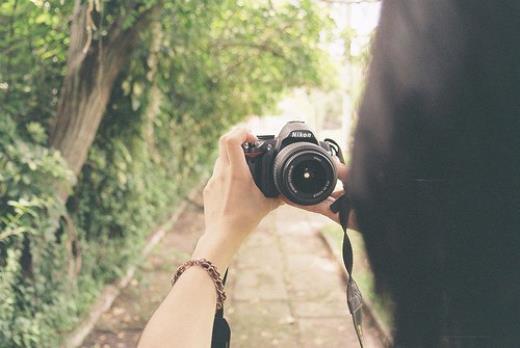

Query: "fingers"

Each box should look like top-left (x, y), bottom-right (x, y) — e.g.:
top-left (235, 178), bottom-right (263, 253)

top-left (212, 155), bottom-right (225, 178)
top-left (333, 157), bottom-right (349, 184)
top-left (331, 190), bottom-right (344, 199)
top-left (218, 134), bottom-right (230, 165)
top-left (213, 126), bottom-right (257, 183)
top-left (220, 127), bottom-right (257, 173)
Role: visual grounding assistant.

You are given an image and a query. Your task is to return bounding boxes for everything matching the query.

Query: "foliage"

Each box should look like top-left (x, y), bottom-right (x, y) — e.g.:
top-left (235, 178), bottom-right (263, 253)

top-left (0, 0), bottom-right (70, 129)
top-left (0, 116), bottom-right (77, 347)
top-left (0, 0), bottom-right (334, 346)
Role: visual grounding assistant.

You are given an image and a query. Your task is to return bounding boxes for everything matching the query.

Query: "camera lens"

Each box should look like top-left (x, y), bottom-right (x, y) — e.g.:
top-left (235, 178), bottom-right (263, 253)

top-left (292, 160), bottom-right (327, 195)
top-left (273, 143), bottom-right (336, 205)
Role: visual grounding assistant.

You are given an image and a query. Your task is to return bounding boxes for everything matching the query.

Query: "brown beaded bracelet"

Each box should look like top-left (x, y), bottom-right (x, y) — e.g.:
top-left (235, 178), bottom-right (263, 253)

top-left (171, 258), bottom-right (227, 310)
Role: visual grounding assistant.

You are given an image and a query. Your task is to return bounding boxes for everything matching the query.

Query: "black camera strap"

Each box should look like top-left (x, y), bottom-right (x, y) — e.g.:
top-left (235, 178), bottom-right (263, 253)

top-left (330, 192), bottom-right (366, 348)
top-left (211, 139), bottom-right (365, 348)
top-left (211, 270), bottom-right (231, 348)
top-left (325, 138), bottom-right (366, 348)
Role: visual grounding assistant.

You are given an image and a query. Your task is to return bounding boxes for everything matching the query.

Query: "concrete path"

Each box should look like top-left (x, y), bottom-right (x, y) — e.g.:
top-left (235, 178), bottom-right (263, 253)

top-left (82, 190), bottom-right (383, 347)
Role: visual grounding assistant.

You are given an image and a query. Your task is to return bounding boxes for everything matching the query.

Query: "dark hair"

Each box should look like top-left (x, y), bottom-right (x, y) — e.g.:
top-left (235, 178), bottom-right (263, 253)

top-left (350, 1), bottom-right (520, 346)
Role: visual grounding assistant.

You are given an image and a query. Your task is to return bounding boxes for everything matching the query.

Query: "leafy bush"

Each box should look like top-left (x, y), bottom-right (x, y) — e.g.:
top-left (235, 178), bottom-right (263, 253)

top-left (0, 1), bottom-right (333, 346)
top-left (0, 116), bottom-right (76, 347)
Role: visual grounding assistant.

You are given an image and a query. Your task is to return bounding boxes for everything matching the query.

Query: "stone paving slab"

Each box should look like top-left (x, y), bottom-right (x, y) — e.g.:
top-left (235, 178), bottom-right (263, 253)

top-left (228, 205), bottom-right (383, 347)
top-left (299, 317), bottom-right (359, 347)
top-left (226, 301), bottom-right (300, 347)
top-left (82, 193), bottom-right (383, 348)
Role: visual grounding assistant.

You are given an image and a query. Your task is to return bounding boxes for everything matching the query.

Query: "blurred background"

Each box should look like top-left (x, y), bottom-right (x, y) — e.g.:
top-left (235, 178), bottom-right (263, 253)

top-left (0, 1), bottom-right (386, 347)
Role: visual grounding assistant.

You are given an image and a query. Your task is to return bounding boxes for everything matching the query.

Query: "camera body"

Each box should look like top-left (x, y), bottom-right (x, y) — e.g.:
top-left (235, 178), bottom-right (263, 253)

top-left (243, 121), bottom-right (337, 205)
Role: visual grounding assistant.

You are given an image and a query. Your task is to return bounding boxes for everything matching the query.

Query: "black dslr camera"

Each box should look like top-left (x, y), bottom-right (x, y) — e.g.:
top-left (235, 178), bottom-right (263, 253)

top-left (243, 121), bottom-right (338, 205)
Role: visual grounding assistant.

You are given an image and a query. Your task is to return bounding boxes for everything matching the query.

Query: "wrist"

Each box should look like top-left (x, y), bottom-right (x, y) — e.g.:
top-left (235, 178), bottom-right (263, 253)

top-left (191, 231), bottom-right (242, 271)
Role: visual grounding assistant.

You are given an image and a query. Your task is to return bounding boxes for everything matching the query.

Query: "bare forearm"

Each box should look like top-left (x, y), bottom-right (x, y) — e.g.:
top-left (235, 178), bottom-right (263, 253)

top-left (138, 266), bottom-right (216, 348)
top-left (139, 127), bottom-right (281, 347)
top-left (138, 232), bottom-right (242, 348)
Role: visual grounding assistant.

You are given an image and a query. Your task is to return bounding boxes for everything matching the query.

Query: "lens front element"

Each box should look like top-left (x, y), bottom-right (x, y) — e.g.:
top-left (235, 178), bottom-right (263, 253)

top-left (291, 159), bottom-right (328, 195)
top-left (273, 143), bottom-right (337, 205)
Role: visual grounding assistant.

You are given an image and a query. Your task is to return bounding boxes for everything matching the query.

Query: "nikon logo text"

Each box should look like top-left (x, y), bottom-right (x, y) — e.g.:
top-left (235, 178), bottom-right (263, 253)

top-left (291, 131), bottom-right (312, 138)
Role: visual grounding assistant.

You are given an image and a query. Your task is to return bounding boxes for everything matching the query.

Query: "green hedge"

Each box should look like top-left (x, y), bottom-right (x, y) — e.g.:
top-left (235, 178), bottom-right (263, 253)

top-left (0, 1), bottom-right (332, 346)
top-left (0, 108), bottom-right (212, 347)
top-left (0, 116), bottom-right (76, 347)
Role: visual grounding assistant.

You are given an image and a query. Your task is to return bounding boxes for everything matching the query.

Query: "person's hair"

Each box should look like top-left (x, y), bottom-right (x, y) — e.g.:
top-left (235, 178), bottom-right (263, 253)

top-left (350, 1), bottom-right (520, 346)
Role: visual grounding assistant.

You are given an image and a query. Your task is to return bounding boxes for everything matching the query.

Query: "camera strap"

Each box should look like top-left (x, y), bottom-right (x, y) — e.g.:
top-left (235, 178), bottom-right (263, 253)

top-left (326, 138), bottom-right (366, 347)
top-left (211, 270), bottom-right (231, 348)
top-left (330, 192), bottom-right (366, 348)
top-left (210, 140), bottom-right (365, 348)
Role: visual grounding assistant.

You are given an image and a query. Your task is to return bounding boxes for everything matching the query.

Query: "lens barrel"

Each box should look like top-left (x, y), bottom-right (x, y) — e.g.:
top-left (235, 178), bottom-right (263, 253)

top-left (273, 143), bottom-right (337, 205)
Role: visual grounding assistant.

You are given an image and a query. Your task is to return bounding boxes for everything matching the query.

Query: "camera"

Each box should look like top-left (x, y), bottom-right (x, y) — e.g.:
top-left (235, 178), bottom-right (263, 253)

top-left (243, 121), bottom-right (338, 205)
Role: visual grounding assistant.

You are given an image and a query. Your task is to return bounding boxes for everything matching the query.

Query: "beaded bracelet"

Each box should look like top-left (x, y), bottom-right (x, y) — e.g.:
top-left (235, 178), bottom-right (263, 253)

top-left (171, 258), bottom-right (227, 310)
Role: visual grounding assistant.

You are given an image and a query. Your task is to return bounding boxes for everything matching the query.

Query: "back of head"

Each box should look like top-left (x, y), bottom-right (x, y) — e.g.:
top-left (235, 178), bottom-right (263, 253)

top-left (350, 1), bottom-right (520, 346)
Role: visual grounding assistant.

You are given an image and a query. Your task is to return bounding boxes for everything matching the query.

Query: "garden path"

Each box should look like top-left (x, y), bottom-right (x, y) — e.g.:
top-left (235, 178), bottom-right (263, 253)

top-left (82, 189), bottom-right (383, 348)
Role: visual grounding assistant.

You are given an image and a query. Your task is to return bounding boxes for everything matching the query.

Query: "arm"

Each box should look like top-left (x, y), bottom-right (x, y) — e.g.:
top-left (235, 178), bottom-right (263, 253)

top-left (138, 127), bottom-right (281, 348)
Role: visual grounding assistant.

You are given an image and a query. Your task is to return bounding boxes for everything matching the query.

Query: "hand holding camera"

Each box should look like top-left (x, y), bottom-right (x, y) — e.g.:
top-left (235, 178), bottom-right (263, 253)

top-left (196, 122), bottom-right (348, 270)
top-left (244, 121), bottom-right (349, 223)
top-left (194, 127), bottom-right (282, 271)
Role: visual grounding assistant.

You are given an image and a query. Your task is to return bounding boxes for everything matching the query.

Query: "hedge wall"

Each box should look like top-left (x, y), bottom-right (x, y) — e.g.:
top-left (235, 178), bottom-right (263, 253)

top-left (0, 1), bottom-right (333, 346)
